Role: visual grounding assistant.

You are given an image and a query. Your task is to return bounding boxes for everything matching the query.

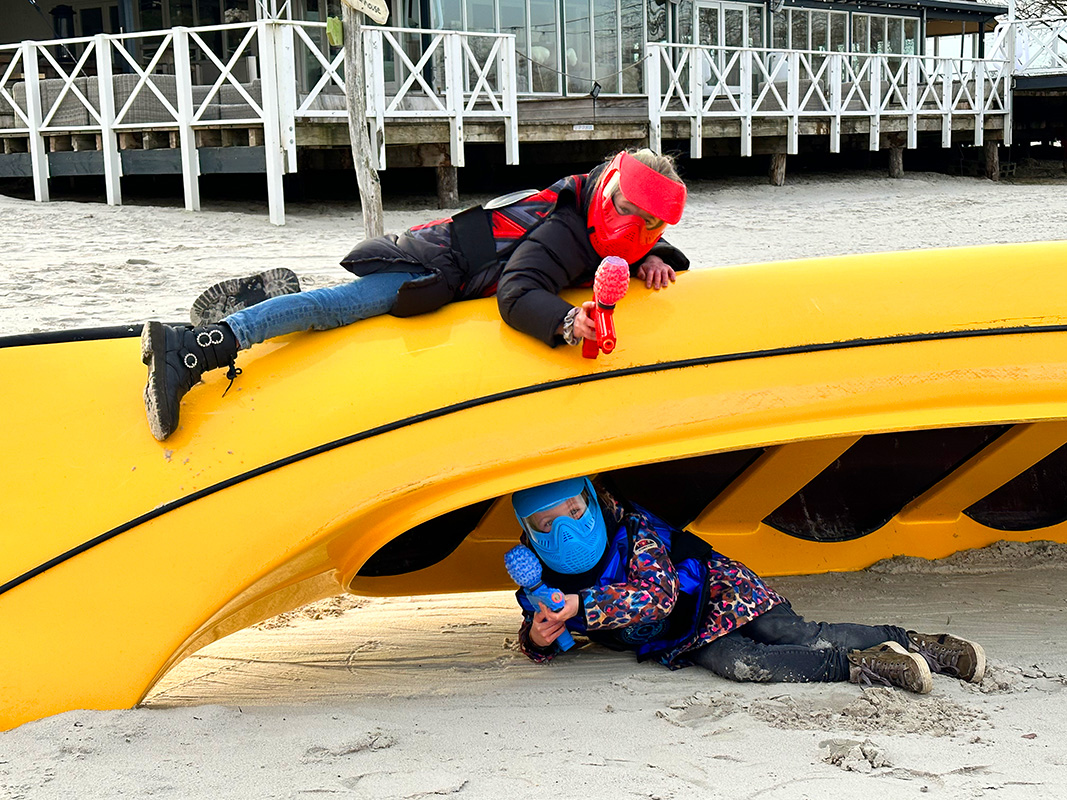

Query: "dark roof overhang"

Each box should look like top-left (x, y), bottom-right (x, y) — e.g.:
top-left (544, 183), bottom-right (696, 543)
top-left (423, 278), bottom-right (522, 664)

top-left (788, 0), bottom-right (1007, 21)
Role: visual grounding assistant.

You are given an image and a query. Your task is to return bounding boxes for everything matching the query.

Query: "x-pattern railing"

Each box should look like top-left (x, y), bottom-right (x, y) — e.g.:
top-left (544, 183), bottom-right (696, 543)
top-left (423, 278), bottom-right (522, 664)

top-left (107, 31), bottom-right (181, 127)
top-left (186, 24), bottom-right (265, 123)
top-left (1012, 17), bottom-right (1067, 74)
top-left (650, 43), bottom-right (1011, 157)
top-left (0, 46), bottom-right (29, 131)
top-left (291, 22), bottom-right (346, 118)
top-left (362, 25), bottom-right (517, 169)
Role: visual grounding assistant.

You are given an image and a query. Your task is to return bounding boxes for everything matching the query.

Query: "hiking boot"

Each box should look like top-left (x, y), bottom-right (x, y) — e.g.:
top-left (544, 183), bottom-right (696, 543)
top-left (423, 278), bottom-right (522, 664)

top-left (905, 631), bottom-right (986, 683)
top-left (190, 268), bottom-right (301, 326)
top-left (848, 643), bottom-right (933, 694)
top-left (142, 321), bottom-right (240, 441)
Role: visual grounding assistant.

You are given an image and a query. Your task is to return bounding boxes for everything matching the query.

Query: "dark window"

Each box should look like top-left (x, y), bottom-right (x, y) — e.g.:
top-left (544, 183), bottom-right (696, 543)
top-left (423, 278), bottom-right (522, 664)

top-left (357, 498), bottom-right (496, 577)
top-left (603, 448), bottom-right (766, 529)
top-left (765, 426), bottom-right (1009, 542)
top-left (81, 8), bottom-right (105, 36)
top-left (965, 442), bottom-right (1067, 531)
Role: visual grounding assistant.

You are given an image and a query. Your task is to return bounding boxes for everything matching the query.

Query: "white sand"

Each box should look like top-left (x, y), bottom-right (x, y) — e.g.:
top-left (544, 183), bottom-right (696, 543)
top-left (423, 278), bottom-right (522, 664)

top-left (3, 170), bottom-right (1067, 799)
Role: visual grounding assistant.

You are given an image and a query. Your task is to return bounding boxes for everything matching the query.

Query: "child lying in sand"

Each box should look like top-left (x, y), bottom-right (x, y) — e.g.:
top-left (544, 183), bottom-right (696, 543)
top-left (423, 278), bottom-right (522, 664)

top-left (510, 477), bottom-right (985, 694)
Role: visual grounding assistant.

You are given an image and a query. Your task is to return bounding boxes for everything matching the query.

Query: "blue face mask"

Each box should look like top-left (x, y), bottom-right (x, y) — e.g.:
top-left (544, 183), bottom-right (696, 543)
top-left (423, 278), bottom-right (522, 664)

top-left (512, 478), bottom-right (608, 574)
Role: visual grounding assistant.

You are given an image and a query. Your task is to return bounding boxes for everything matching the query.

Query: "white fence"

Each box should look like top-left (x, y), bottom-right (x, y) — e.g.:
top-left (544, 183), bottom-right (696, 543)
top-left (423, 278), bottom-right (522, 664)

top-left (0, 21), bottom-right (519, 224)
top-left (647, 43), bottom-right (1012, 157)
top-left (6, 17), bottom-right (1067, 224)
top-left (1011, 16), bottom-right (1067, 75)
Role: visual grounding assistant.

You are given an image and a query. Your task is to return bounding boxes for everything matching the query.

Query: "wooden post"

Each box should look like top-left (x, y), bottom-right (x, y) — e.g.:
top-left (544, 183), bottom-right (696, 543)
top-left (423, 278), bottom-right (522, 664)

top-left (342, 5), bottom-right (385, 239)
top-left (769, 153), bottom-right (787, 187)
top-left (888, 146), bottom-right (904, 179)
top-left (436, 163), bottom-right (459, 208)
top-left (984, 140), bottom-right (1000, 181)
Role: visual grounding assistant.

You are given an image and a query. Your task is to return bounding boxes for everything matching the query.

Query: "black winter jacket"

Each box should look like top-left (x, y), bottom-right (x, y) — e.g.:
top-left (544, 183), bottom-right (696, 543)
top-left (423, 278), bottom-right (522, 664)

top-left (339, 163), bottom-right (690, 346)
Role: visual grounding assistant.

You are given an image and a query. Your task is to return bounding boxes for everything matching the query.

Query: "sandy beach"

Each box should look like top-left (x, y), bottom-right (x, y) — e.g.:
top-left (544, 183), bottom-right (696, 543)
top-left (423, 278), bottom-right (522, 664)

top-left (2, 169), bottom-right (1067, 799)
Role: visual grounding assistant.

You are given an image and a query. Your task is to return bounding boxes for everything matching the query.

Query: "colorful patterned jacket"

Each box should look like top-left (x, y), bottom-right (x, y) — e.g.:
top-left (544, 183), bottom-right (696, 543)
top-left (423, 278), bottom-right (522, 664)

top-left (516, 504), bottom-right (782, 668)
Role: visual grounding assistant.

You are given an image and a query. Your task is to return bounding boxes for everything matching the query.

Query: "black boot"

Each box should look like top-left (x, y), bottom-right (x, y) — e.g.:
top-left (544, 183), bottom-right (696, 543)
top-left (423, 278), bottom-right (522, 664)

top-left (141, 321), bottom-right (241, 441)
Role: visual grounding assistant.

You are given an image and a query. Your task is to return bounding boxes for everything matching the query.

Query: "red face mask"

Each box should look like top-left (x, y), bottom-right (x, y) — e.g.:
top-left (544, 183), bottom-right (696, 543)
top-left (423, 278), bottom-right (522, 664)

top-left (587, 152), bottom-right (687, 264)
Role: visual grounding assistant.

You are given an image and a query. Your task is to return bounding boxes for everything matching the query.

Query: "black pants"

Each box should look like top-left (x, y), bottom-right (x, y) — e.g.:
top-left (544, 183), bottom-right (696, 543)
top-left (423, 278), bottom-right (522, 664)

top-left (690, 602), bottom-right (909, 683)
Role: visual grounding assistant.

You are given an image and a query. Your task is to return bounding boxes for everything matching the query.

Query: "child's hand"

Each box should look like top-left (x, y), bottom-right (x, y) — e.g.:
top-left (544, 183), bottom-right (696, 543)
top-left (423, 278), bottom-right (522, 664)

top-left (636, 255), bottom-right (676, 290)
top-left (529, 596), bottom-right (579, 647)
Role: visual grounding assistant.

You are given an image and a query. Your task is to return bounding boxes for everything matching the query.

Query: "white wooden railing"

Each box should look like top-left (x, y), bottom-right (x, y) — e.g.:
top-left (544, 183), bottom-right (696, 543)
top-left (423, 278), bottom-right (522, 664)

top-left (0, 21), bottom-right (518, 224)
top-left (647, 43), bottom-right (1012, 157)
top-left (9, 17), bottom-right (1067, 224)
top-left (1010, 16), bottom-right (1067, 74)
top-left (286, 24), bottom-right (519, 169)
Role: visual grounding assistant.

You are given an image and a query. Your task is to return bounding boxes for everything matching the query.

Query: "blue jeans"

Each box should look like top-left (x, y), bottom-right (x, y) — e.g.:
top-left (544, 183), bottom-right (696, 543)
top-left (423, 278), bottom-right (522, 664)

top-left (690, 602), bottom-right (909, 683)
top-left (224, 271), bottom-right (425, 349)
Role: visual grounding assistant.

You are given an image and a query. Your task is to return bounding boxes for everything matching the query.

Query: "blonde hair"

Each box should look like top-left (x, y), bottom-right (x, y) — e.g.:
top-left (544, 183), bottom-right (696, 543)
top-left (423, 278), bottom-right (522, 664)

top-left (618, 148), bottom-right (683, 184)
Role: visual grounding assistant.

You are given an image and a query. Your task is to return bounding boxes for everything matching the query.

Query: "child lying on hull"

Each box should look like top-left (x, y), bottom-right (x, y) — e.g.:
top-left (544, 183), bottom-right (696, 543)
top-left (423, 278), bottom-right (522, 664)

top-left (510, 477), bottom-right (986, 694)
top-left (141, 149), bottom-right (690, 441)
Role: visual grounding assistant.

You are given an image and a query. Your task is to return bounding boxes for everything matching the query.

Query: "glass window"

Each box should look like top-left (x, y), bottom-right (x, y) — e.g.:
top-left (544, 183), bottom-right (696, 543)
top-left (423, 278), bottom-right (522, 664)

top-left (432, 0), bottom-right (463, 29)
top-left (830, 12), bottom-right (845, 52)
top-left (772, 10), bottom-right (787, 49)
top-left (171, 0), bottom-right (194, 26)
top-left (903, 18), bottom-right (918, 55)
top-left (647, 0), bottom-right (666, 44)
top-left (871, 16), bottom-right (886, 53)
top-left (887, 17), bottom-right (902, 55)
top-left (565, 0), bottom-right (591, 93)
top-left (747, 6), bottom-right (762, 47)
top-left (530, 0), bottom-right (559, 92)
top-left (619, 0), bottom-right (642, 92)
top-left (811, 11), bottom-right (828, 52)
top-left (594, 0), bottom-right (619, 92)
top-left (467, 0), bottom-right (496, 31)
top-left (81, 7), bottom-right (105, 36)
top-left (500, 0), bottom-right (529, 90)
top-left (699, 6), bottom-right (719, 47)
top-left (677, 0), bottom-right (693, 49)
top-left (852, 14), bottom-right (869, 53)
top-left (139, 0), bottom-right (163, 30)
top-left (790, 8), bottom-right (808, 51)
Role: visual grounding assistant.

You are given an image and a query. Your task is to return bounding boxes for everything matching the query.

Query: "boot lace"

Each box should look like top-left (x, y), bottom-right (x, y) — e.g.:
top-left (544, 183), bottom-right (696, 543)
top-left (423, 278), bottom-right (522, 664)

top-left (913, 637), bottom-right (961, 677)
top-left (222, 361), bottom-right (242, 397)
top-left (854, 660), bottom-right (905, 689)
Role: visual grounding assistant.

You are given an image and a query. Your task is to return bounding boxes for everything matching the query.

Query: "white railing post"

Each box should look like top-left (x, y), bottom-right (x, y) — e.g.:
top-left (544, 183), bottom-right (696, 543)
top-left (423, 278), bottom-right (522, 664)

top-left (974, 59), bottom-right (985, 146)
top-left (689, 48), bottom-right (702, 159)
top-left (647, 44), bottom-right (662, 153)
top-left (257, 17), bottom-right (287, 225)
top-left (95, 34), bottom-right (122, 206)
top-left (22, 43), bottom-right (49, 202)
top-left (906, 55), bottom-right (918, 149)
top-left (277, 22), bottom-right (298, 173)
top-left (830, 52), bottom-right (842, 153)
top-left (500, 34), bottom-right (519, 164)
top-left (444, 32), bottom-right (465, 168)
top-left (787, 50), bottom-right (799, 154)
top-left (740, 49), bottom-right (752, 158)
top-left (869, 56), bottom-right (881, 151)
top-left (1004, 35), bottom-right (1014, 147)
top-left (941, 58), bottom-right (952, 148)
top-left (172, 27), bottom-right (201, 213)
top-left (364, 28), bottom-right (386, 170)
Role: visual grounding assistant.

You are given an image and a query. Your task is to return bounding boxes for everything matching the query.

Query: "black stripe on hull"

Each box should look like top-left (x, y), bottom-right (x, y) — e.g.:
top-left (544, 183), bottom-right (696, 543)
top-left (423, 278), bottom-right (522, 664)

top-left (3, 322), bottom-right (1067, 598)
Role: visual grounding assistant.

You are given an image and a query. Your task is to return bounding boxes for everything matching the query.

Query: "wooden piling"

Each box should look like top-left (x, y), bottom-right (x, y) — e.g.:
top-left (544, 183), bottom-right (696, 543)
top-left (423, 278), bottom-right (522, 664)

top-left (769, 153), bottom-right (787, 186)
top-left (888, 146), bottom-right (904, 179)
top-left (984, 140), bottom-right (1000, 181)
top-left (436, 164), bottom-right (459, 208)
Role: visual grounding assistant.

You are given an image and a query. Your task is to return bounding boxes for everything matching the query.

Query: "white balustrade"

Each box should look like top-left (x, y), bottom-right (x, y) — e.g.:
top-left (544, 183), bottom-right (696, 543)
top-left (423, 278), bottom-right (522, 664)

top-left (648, 43), bottom-right (1012, 155)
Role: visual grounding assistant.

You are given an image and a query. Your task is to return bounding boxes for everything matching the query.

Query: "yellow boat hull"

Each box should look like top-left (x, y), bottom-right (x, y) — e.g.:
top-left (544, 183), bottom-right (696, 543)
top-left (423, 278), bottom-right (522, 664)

top-left (3, 240), bottom-right (1067, 730)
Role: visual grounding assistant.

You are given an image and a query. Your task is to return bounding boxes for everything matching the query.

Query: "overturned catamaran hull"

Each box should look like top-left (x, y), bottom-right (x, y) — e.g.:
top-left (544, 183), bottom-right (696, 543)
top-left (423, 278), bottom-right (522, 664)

top-left (3, 241), bottom-right (1067, 730)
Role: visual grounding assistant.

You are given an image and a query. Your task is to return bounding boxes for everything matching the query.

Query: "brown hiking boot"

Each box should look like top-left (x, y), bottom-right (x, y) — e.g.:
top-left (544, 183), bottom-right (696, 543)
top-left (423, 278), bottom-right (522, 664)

top-left (906, 632), bottom-right (986, 683)
top-left (848, 643), bottom-right (933, 694)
